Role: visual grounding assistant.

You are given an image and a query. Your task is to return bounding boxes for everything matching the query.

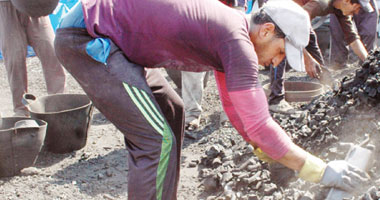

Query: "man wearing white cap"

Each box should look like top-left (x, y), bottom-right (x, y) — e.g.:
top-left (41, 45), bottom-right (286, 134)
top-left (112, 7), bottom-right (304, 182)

top-left (55, 0), bottom-right (368, 199)
top-left (268, 0), bottom-right (377, 113)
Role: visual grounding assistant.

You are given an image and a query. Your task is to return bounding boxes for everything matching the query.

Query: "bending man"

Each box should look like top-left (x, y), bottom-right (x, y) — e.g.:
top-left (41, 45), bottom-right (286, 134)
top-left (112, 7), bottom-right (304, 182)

top-left (55, 0), bottom-right (368, 199)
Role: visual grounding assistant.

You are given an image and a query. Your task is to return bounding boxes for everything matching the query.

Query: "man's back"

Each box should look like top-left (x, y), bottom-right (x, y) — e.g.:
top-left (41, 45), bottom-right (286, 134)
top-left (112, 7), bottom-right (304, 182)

top-left (82, 0), bottom-right (251, 72)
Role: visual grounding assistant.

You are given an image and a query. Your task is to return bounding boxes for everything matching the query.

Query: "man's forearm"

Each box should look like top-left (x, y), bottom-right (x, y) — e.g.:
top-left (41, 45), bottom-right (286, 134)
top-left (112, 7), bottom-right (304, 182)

top-left (276, 142), bottom-right (308, 171)
top-left (303, 49), bottom-right (321, 78)
top-left (260, 141), bottom-right (326, 182)
top-left (349, 39), bottom-right (368, 61)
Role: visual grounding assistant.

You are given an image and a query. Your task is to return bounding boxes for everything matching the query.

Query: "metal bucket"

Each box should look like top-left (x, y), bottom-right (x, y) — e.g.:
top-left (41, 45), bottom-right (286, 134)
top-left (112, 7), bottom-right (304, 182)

top-left (23, 94), bottom-right (94, 154)
top-left (0, 117), bottom-right (47, 177)
top-left (263, 81), bottom-right (324, 102)
top-left (10, 0), bottom-right (59, 17)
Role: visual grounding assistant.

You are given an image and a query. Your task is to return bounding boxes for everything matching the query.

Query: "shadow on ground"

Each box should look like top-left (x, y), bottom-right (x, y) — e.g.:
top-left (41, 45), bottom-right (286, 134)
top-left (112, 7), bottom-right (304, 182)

top-left (50, 149), bottom-right (129, 198)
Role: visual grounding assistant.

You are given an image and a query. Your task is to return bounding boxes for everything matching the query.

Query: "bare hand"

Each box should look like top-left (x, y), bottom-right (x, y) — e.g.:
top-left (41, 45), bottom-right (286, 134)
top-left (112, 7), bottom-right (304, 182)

top-left (303, 49), bottom-right (321, 79)
top-left (305, 59), bottom-right (321, 79)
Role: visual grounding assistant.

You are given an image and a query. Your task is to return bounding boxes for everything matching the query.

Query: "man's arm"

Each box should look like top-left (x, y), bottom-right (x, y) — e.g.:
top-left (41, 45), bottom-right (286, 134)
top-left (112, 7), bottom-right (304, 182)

top-left (333, 11), bottom-right (368, 61)
top-left (277, 142), bottom-right (308, 170)
top-left (303, 49), bottom-right (321, 78)
top-left (214, 70), bottom-right (249, 141)
top-left (250, 140), bottom-right (309, 171)
top-left (349, 39), bottom-right (368, 61)
top-left (216, 68), bottom-right (369, 190)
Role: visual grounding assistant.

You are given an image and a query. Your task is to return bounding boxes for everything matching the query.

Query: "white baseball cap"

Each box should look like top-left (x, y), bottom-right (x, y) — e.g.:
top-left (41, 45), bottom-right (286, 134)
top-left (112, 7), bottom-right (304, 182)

top-left (261, 0), bottom-right (311, 71)
top-left (359, 0), bottom-right (374, 12)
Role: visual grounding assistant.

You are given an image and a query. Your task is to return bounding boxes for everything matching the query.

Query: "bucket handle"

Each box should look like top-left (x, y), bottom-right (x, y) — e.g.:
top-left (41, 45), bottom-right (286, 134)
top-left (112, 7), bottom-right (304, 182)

top-left (14, 119), bottom-right (40, 131)
top-left (22, 93), bottom-right (37, 109)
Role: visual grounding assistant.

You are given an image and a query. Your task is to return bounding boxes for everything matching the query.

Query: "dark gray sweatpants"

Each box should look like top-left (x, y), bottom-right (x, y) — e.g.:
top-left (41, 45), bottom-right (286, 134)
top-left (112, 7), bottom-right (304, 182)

top-left (54, 28), bottom-right (184, 200)
top-left (329, 0), bottom-right (379, 65)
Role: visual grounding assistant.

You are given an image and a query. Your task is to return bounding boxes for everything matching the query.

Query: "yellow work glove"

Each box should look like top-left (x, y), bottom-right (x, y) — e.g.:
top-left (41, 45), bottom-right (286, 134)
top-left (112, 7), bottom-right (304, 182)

top-left (298, 153), bottom-right (327, 183)
top-left (253, 147), bottom-right (275, 164)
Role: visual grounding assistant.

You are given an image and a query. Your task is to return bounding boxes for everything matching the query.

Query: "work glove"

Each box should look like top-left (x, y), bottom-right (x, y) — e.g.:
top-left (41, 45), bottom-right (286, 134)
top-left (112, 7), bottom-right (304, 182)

top-left (249, 141), bottom-right (275, 164)
top-left (298, 154), bottom-right (369, 191)
top-left (320, 160), bottom-right (369, 191)
top-left (253, 147), bottom-right (275, 163)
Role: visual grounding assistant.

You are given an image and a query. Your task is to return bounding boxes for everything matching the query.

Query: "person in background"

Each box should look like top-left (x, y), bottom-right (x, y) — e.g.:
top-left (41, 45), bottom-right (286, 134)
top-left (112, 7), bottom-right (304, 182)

top-left (181, 71), bottom-right (210, 131)
top-left (330, 0), bottom-right (378, 68)
top-left (55, 0), bottom-right (368, 199)
top-left (267, 0), bottom-right (375, 114)
top-left (0, 0), bottom-right (66, 116)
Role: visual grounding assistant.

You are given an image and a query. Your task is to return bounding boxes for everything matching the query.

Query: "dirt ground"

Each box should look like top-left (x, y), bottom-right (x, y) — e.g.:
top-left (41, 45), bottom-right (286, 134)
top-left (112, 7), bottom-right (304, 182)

top-left (0, 55), bottom-right (378, 199)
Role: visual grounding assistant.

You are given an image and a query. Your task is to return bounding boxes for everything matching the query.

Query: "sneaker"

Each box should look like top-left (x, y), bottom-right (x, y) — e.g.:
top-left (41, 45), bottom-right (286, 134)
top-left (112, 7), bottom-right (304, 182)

top-left (269, 100), bottom-right (297, 114)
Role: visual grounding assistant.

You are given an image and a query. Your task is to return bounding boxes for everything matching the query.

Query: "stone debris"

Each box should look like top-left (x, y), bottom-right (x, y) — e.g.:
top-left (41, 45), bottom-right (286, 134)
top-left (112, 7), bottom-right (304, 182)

top-left (197, 49), bottom-right (380, 199)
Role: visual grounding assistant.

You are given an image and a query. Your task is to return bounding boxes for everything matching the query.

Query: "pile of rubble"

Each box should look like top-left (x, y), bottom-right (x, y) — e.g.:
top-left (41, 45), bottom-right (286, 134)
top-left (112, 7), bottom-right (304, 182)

top-left (198, 132), bottom-right (304, 200)
top-left (274, 49), bottom-right (380, 152)
top-left (196, 49), bottom-right (380, 199)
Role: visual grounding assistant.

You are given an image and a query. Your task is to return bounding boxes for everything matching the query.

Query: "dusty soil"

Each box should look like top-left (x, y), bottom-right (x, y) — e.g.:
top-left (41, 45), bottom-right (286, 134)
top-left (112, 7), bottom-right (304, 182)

top-left (0, 55), bottom-right (379, 200)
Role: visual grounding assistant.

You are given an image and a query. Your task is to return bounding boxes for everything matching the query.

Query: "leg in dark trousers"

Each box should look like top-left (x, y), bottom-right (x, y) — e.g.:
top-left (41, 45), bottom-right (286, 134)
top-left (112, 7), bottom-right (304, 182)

top-left (269, 61), bottom-right (286, 105)
top-left (54, 28), bottom-right (184, 200)
top-left (269, 29), bottom-right (326, 105)
top-left (353, 0), bottom-right (379, 51)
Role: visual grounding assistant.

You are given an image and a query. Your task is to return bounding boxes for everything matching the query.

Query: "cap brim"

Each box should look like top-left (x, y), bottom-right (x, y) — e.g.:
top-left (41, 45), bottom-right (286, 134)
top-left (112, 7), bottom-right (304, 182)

top-left (285, 40), bottom-right (305, 72)
top-left (361, 2), bottom-right (374, 12)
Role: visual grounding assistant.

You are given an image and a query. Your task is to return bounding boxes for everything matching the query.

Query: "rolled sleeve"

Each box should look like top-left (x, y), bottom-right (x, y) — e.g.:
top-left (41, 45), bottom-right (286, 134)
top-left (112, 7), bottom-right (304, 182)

top-left (334, 10), bottom-right (360, 44)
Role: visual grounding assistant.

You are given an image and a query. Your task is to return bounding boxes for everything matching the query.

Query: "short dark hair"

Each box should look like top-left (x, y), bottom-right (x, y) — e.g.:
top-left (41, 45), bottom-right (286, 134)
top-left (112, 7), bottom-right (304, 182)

top-left (251, 9), bottom-right (286, 38)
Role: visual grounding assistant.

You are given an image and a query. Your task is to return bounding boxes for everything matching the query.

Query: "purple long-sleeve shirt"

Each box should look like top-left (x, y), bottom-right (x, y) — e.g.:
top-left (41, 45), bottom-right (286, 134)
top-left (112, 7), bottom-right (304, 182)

top-left (80, 0), bottom-right (292, 159)
top-left (81, 0), bottom-right (259, 91)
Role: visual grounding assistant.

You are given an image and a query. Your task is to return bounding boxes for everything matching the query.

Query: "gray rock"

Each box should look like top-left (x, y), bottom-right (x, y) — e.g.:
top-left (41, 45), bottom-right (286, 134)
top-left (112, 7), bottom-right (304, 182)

top-left (299, 191), bottom-right (313, 200)
top-left (106, 170), bottom-right (113, 177)
top-left (206, 144), bottom-right (224, 158)
top-left (247, 194), bottom-right (259, 200)
top-left (203, 176), bottom-right (219, 192)
top-left (97, 173), bottom-right (104, 180)
top-left (263, 183), bottom-right (277, 195)
top-left (367, 186), bottom-right (378, 199)
top-left (212, 157), bottom-right (222, 167)
top-left (222, 172), bottom-right (233, 184)
top-left (273, 191), bottom-right (283, 200)
top-left (188, 162), bottom-right (197, 168)
top-left (206, 196), bottom-right (217, 200)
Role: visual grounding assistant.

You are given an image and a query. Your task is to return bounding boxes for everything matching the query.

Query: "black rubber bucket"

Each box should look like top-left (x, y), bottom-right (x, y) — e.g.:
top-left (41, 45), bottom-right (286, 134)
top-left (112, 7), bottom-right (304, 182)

top-left (263, 81), bottom-right (324, 102)
top-left (11, 0), bottom-right (59, 17)
top-left (0, 117), bottom-right (47, 177)
top-left (23, 94), bottom-right (93, 154)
